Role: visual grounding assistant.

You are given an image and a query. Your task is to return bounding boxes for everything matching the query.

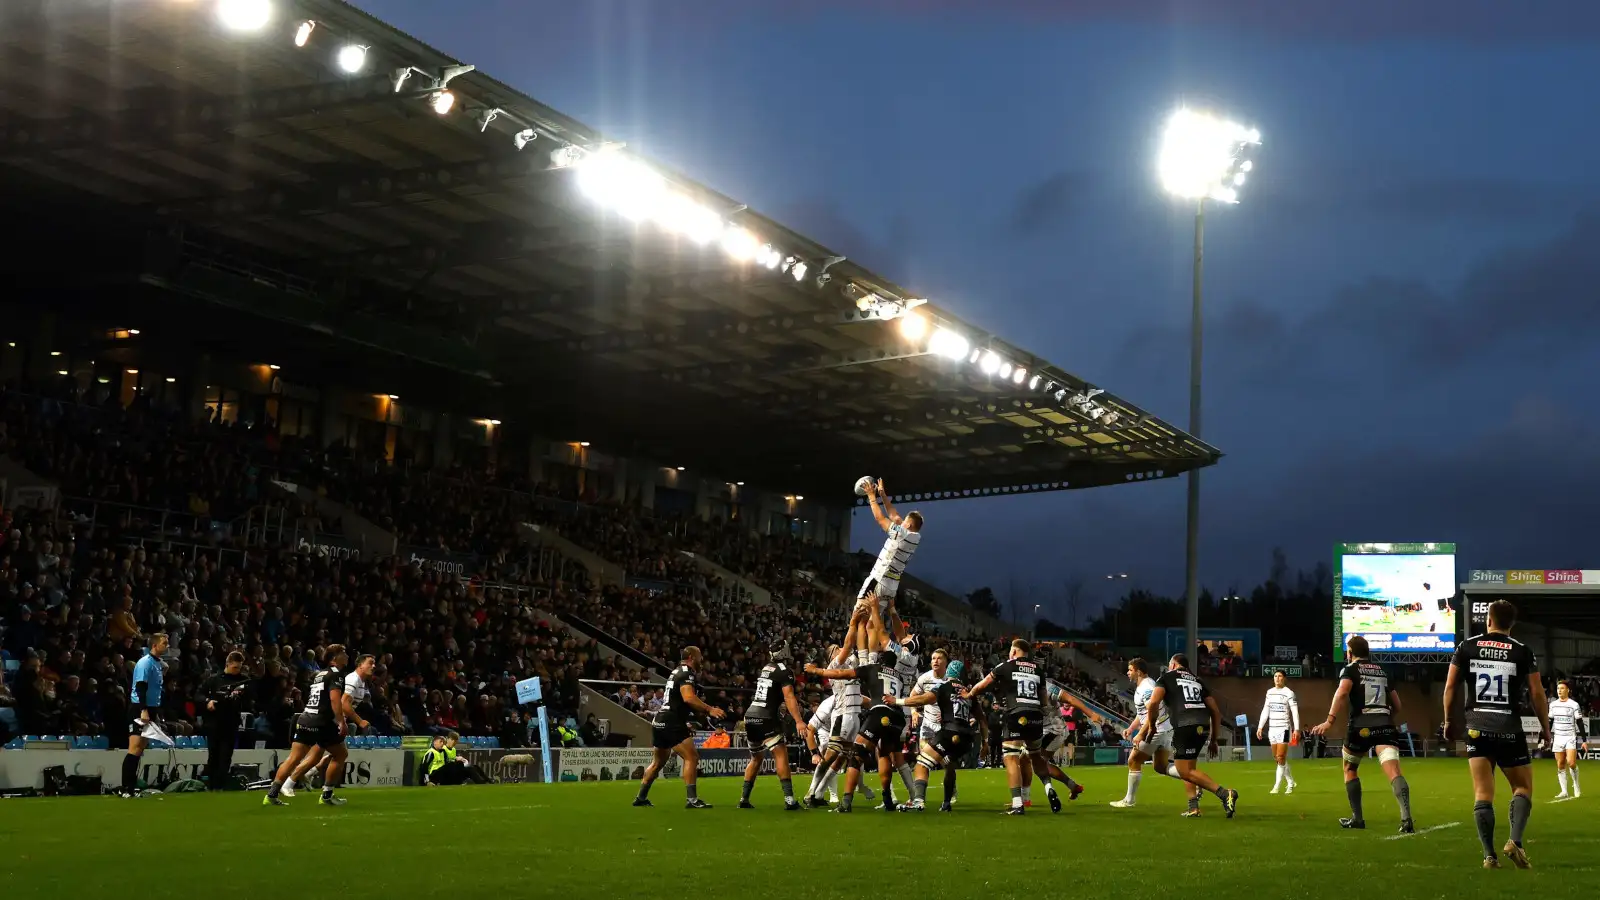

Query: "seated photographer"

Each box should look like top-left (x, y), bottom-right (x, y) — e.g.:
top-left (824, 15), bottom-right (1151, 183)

top-left (419, 732), bottom-right (491, 786)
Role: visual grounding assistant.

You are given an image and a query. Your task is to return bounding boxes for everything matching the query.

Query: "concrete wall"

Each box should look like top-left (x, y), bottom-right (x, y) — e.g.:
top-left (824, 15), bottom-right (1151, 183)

top-left (1206, 676), bottom-right (1441, 737)
top-left (0, 456), bottom-right (60, 511)
top-left (578, 684), bottom-right (654, 745)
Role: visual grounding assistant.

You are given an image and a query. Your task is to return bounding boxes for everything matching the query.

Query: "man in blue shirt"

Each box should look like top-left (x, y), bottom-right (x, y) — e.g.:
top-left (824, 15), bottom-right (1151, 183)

top-left (123, 633), bottom-right (170, 797)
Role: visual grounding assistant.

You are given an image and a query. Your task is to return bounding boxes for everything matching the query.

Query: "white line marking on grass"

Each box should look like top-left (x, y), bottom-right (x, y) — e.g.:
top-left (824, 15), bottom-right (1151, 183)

top-left (1383, 821), bottom-right (1461, 840)
top-left (1548, 797), bottom-right (1574, 804)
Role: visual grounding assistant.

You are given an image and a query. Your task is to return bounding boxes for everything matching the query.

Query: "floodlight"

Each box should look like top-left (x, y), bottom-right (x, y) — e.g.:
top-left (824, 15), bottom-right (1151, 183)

top-left (294, 19), bottom-right (315, 47)
top-left (657, 195), bottom-right (722, 244)
top-left (488, 419), bottom-right (502, 425)
top-left (928, 328), bottom-right (969, 361)
top-left (898, 312), bottom-right (929, 341)
top-left (218, 0), bottom-right (273, 32)
top-left (721, 226), bottom-right (759, 262)
top-left (998, 361), bottom-right (1013, 379)
top-left (790, 260), bottom-right (808, 282)
top-left (579, 441), bottom-right (591, 447)
top-left (1028, 374), bottom-right (1041, 390)
top-left (549, 145), bottom-right (583, 169)
top-left (757, 244), bottom-right (782, 269)
top-left (337, 45), bottom-right (368, 74)
top-left (513, 129), bottom-right (536, 151)
top-left (968, 348), bottom-right (982, 364)
top-left (1157, 107), bottom-right (1260, 203)
top-left (575, 150), bottom-right (668, 222)
top-left (430, 91), bottom-right (456, 115)
top-left (1012, 367), bottom-right (1027, 385)
top-left (979, 351), bottom-right (1002, 376)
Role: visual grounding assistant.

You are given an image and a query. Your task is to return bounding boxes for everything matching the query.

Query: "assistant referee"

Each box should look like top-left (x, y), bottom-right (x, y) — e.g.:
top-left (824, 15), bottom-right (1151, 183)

top-left (123, 633), bottom-right (169, 797)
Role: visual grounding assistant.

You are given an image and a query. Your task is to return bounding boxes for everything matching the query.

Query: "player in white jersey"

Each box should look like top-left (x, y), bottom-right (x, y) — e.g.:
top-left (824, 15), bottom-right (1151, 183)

top-left (1256, 670), bottom-right (1302, 794)
top-left (285, 653), bottom-right (374, 799)
top-left (1550, 680), bottom-right (1587, 799)
top-left (858, 478), bottom-right (922, 613)
top-left (1110, 657), bottom-right (1184, 808)
top-left (801, 612), bottom-right (877, 807)
top-left (806, 693), bottom-right (844, 803)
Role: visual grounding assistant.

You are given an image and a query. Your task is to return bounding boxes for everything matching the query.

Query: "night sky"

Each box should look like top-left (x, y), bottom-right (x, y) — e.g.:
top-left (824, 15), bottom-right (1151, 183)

top-left (351, 0), bottom-right (1600, 619)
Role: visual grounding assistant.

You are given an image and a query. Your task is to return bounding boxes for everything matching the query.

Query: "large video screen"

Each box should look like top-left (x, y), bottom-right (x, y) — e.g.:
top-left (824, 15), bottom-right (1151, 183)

top-left (1334, 543), bottom-right (1457, 658)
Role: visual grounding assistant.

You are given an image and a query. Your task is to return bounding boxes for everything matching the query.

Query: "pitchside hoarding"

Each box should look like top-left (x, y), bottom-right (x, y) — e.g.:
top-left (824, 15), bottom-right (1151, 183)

top-left (1462, 569), bottom-right (1600, 633)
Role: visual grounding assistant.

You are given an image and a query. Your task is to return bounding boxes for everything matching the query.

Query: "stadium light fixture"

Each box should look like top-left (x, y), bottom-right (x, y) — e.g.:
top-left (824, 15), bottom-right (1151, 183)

top-left (1028, 374), bottom-right (1041, 390)
top-left (337, 45), bottom-right (368, 74)
top-left (676, 466), bottom-right (685, 471)
top-left (1012, 367), bottom-right (1027, 385)
top-left (579, 441), bottom-right (591, 447)
top-left (165, 377), bottom-right (177, 383)
top-left (49, 350), bottom-right (61, 356)
top-left (128, 329), bottom-right (141, 335)
top-left (430, 91), bottom-right (456, 116)
top-left (998, 361), bottom-right (1013, 379)
top-left (386, 394), bottom-right (399, 400)
top-left (56, 369), bottom-right (68, 376)
top-left (721, 226), bottom-right (759, 262)
top-left (268, 363), bottom-right (281, 370)
top-left (293, 19), bottom-right (315, 47)
top-left (1157, 107), bottom-right (1260, 204)
top-left (488, 419), bottom-right (502, 425)
top-left (979, 350), bottom-right (1002, 376)
top-left (898, 312), bottom-right (929, 341)
top-left (217, 0), bottom-right (273, 32)
top-left (927, 327), bottom-right (969, 361)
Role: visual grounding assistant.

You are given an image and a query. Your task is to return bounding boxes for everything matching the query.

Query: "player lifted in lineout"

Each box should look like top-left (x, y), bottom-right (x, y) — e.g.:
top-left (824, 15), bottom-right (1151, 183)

top-left (1548, 679), bottom-right (1587, 800)
top-left (1311, 635), bottom-right (1415, 834)
top-left (1257, 669), bottom-right (1301, 794)
top-left (1443, 600), bottom-right (1547, 869)
top-left (858, 478), bottom-right (922, 614)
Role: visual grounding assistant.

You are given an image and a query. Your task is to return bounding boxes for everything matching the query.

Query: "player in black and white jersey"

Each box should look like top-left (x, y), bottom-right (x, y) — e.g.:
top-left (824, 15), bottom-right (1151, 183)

top-left (287, 653), bottom-right (375, 799)
top-left (1443, 600), bottom-right (1548, 868)
top-left (863, 596), bottom-right (919, 807)
top-left (634, 646), bottom-right (725, 810)
top-left (1146, 654), bottom-right (1238, 818)
top-left (964, 638), bottom-right (1045, 815)
top-left (264, 645), bottom-right (358, 806)
top-left (895, 659), bottom-right (978, 811)
top-left (1549, 680), bottom-right (1587, 799)
top-left (1112, 658), bottom-right (1184, 809)
top-left (858, 478), bottom-right (922, 614)
top-left (738, 640), bottom-right (811, 811)
top-left (1311, 635), bottom-right (1415, 834)
top-left (1256, 669), bottom-right (1302, 794)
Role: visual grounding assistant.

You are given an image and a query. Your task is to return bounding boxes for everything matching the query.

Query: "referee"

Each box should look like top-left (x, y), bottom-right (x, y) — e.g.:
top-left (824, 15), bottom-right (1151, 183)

top-left (123, 633), bottom-right (169, 798)
top-left (201, 651), bottom-right (253, 790)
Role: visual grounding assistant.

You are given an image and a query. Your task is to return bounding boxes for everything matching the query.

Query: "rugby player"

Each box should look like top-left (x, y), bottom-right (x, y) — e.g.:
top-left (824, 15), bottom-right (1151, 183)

top-left (1111, 658), bottom-right (1183, 809)
top-left (1442, 600), bottom-right (1547, 868)
top-left (738, 640), bottom-right (811, 811)
top-left (264, 645), bottom-right (354, 806)
top-left (858, 478), bottom-right (922, 615)
top-left (806, 691), bottom-right (843, 804)
top-left (1549, 680), bottom-right (1586, 799)
top-left (286, 653), bottom-right (374, 797)
top-left (964, 638), bottom-right (1045, 815)
top-left (1030, 679), bottom-right (1095, 812)
top-left (801, 612), bottom-right (873, 807)
top-left (1256, 669), bottom-right (1301, 794)
top-left (1146, 654), bottom-right (1239, 818)
top-left (894, 658), bottom-right (976, 812)
top-left (633, 646), bottom-right (725, 809)
top-left (1310, 635), bottom-right (1415, 833)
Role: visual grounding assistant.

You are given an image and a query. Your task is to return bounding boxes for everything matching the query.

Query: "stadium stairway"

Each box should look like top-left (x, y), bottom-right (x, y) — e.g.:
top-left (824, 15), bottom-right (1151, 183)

top-left (516, 522), bottom-right (625, 586)
top-left (557, 610), bottom-right (671, 676)
top-left (1061, 646), bottom-right (1119, 684)
top-left (1056, 682), bottom-right (1131, 731)
top-left (677, 550), bottom-right (770, 605)
top-left (267, 477), bottom-right (398, 556)
top-left (577, 683), bottom-right (655, 745)
top-left (0, 454), bottom-right (61, 510)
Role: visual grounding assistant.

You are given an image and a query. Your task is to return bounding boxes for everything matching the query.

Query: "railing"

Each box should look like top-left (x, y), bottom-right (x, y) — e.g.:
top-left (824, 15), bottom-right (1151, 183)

top-left (558, 613), bottom-right (671, 676)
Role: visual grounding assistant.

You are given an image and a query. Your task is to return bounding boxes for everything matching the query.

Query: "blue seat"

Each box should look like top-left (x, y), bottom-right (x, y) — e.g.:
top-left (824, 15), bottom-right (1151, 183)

top-left (92, 736), bottom-right (110, 750)
top-left (486, 737), bottom-right (500, 749)
top-left (4, 738), bottom-right (23, 750)
top-left (23, 735), bottom-right (41, 742)
top-left (194, 736), bottom-right (208, 749)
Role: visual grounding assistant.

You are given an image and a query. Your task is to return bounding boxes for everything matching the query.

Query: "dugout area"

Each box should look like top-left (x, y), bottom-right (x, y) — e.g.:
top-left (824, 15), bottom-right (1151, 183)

top-left (1460, 578), bottom-right (1600, 671)
top-left (0, 0), bottom-right (1217, 505)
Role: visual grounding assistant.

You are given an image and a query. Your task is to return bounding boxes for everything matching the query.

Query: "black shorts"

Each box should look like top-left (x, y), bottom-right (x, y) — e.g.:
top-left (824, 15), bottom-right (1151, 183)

top-left (291, 722), bottom-right (341, 748)
top-left (1172, 724), bottom-right (1211, 761)
top-left (863, 705), bottom-right (907, 749)
top-left (652, 724), bottom-right (692, 750)
top-left (744, 717), bottom-right (786, 752)
top-left (1466, 730), bottom-right (1531, 770)
top-left (932, 727), bottom-right (974, 760)
top-left (1002, 709), bottom-right (1044, 745)
top-left (1343, 724), bottom-right (1400, 756)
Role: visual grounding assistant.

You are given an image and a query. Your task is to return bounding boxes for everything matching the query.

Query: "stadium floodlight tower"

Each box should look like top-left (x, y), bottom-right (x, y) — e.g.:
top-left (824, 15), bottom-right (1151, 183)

top-left (1156, 106), bottom-right (1260, 669)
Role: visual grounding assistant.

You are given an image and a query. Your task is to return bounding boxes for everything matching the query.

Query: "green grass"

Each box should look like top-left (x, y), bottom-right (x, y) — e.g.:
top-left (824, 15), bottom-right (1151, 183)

top-left (3, 759), bottom-right (1595, 899)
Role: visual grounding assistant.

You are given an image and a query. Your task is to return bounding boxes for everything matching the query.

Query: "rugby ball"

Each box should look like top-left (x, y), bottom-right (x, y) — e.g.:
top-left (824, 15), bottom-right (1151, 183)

top-left (854, 475), bottom-right (875, 497)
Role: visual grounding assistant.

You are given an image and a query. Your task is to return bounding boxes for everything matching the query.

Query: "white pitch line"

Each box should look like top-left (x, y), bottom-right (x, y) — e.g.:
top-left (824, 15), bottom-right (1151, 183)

top-left (1384, 821), bottom-right (1461, 840)
top-left (1548, 796), bottom-right (1575, 804)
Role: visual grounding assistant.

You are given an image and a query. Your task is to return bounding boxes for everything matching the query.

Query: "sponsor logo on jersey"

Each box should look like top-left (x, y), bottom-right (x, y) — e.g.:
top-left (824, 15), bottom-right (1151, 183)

top-left (1359, 727), bottom-right (1370, 738)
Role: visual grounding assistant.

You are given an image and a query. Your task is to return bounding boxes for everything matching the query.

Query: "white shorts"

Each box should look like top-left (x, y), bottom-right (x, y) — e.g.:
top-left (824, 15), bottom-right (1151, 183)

top-left (1267, 727), bottom-right (1291, 746)
top-left (918, 723), bottom-right (941, 747)
top-left (1137, 730), bottom-right (1174, 757)
top-left (1552, 735), bottom-right (1579, 753)
top-left (857, 574), bottom-right (900, 605)
top-left (828, 711), bottom-right (861, 747)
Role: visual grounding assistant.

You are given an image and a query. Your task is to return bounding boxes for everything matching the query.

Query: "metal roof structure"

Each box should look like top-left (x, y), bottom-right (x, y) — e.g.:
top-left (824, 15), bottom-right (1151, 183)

top-left (0, 0), bottom-right (1222, 502)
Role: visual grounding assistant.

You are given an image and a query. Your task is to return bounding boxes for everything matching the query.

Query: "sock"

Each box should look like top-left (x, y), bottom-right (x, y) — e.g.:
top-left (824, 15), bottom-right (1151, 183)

top-left (1187, 792), bottom-right (1201, 811)
top-left (637, 777), bottom-right (654, 800)
top-left (912, 777), bottom-right (927, 803)
top-left (1282, 760), bottom-right (1292, 783)
top-left (824, 768), bottom-right (839, 796)
top-left (1044, 779), bottom-right (1057, 796)
top-left (741, 779), bottom-right (755, 803)
top-left (321, 784), bottom-right (334, 799)
top-left (1010, 786), bottom-right (1023, 809)
top-left (840, 790), bottom-right (853, 811)
top-left (1212, 785), bottom-right (1229, 800)
top-left (780, 778), bottom-right (795, 803)
top-left (122, 754), bottom-right (140, 791)
top-left (1021, 785), bottom-right (1032, 803)
top-left (1274, 764), bottom-right (1284, 788)
top-left (1125, 770), bottom-right (1142, 803)
top-left (1572, 767), bottom-right (1581, 791)
top-left (1345, 778), bottom-right (1364, 821)
top-left (1391, 775), bottom-right (1412, 821)
top-left (1558, 769), bottom-right (1569, 794)
top-left (1509, 793), bottom-right (1531, 847)
top-left (1473, 800), bottom-right (1496, 858)
top-left (943, 768), bottom-right (957, 799)
top-left (898, 763), bottom-right (915, 798)
top-left (685, 782), bottom-right (698, 801)
top-left (1164, 762), bottom-right (1182, 779)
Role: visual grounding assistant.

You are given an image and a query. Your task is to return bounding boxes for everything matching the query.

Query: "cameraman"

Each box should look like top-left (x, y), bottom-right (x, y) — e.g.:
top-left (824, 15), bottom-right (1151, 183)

top-left (201, 651), bottom-right (253, 790)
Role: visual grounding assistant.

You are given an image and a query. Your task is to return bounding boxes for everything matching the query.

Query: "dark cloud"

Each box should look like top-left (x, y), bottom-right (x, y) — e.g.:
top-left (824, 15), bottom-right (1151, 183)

top-left (771, 0), bottom-right (1600, 44)
top-left (1120, 209), bottom-right (1600, 382)
top-left (1009, 172), bottom-right (1094, 237)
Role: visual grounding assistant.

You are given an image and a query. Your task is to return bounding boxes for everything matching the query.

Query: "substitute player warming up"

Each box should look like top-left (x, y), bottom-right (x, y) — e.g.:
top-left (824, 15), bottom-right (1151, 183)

top-left (1257, 669), bottom-right (1301, 794)
top-left (1311, 635), bottom-right (1416, 833)
top-left (1549, 679), bottom-right (1587, 799)
top-left (1443, 600), bottom-right (1548, 869)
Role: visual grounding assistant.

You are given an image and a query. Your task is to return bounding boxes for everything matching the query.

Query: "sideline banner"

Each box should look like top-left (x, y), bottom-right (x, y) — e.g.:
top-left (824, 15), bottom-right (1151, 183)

top-left (558, 747), bottom-right (664, 783)
top-left (0, 749), bottom-right (406, 791)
